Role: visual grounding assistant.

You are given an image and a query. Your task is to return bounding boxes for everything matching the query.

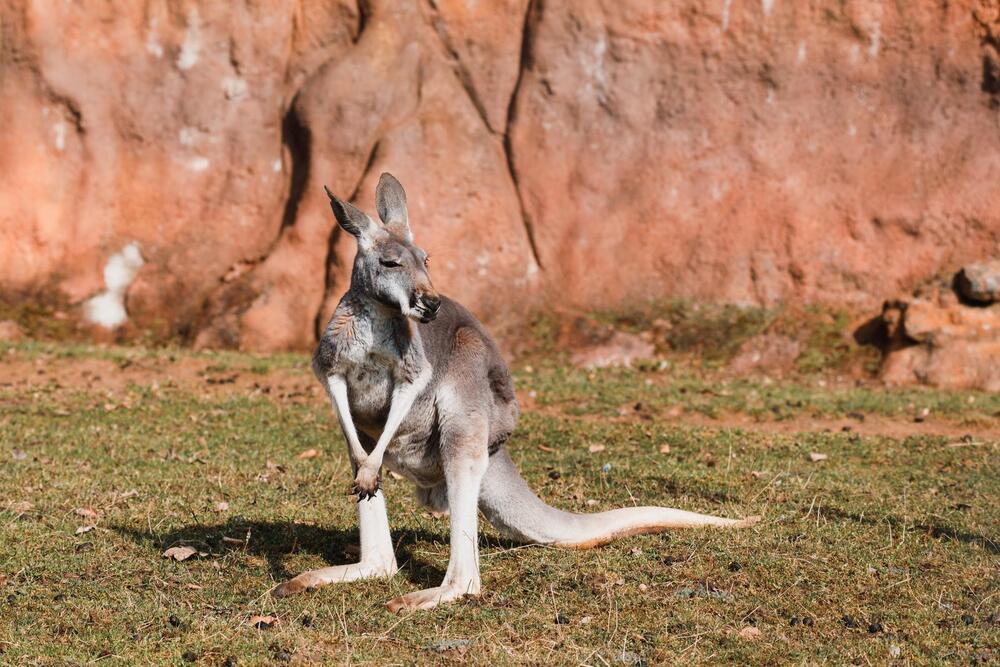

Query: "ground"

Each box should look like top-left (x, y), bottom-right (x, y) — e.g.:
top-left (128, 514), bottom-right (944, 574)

top-left (0, 340), bottom-right (997, 665)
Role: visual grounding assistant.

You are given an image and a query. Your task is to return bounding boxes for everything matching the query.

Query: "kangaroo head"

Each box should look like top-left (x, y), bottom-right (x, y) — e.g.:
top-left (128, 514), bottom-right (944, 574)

top-left (325, 173), bottom-right (441, 323)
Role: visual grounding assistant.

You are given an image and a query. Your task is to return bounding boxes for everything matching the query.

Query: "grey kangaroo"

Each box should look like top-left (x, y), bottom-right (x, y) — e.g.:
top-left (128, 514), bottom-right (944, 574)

top-left (272, 173), bottom-right (759, 612)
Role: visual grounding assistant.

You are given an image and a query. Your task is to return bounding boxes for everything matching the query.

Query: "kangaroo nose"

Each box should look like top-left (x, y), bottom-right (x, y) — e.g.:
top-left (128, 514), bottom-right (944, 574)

top-left (424, 295), bottom-right (441, 314)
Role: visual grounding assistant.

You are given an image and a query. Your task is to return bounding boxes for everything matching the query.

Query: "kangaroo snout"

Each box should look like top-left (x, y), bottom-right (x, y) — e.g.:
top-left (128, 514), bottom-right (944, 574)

top-left (414, 292), bottom-right (441, 323)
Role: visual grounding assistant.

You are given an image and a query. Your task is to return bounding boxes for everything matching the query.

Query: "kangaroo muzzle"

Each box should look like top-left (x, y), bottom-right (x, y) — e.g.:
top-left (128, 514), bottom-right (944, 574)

top-left (413, 291), bottom-right (441, 323)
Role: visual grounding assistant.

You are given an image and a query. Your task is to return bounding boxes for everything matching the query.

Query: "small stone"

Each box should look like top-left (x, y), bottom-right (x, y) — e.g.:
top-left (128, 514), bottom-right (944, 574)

top-left (889, 645), bottom-right (901, 658)
top-left (789, 617), bottom-right (799, 626)
top-left (548, 470), bottom-right (561, 480)
top-left (802, 616), bottom-right (813, 627)
top-left (168, 614), bottom-right (181, 627)
top-left (868, 622), bottom-right (883, 634)
top-left (955, 260), bottom-right (1000, 304)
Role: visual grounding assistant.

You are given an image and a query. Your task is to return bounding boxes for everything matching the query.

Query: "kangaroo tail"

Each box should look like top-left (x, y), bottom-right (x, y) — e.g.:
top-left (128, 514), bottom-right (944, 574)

top-left (478, 449), bottom-right (759, 548)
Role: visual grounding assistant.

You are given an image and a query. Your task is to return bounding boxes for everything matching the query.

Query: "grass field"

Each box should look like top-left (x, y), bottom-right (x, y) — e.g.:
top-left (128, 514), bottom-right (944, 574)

top-left (1, 342), bottom-right (997, 665)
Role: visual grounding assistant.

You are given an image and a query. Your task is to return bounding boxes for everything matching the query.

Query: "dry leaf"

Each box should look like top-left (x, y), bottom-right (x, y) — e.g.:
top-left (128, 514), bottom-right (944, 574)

top-left (75, 507), bottom-right (100, 520)
top-left (659, 444), bottom-right (671, 454)
top-left (739, 626), bottom-right (762, 640)
top-left (222, 536), bottom-right (245, 545)
top-left (9, 501), bottom-right (33, 513)
top-left (388, 471), bottom-right (404, 480)
top-left (588, 444), bottom-right (606, 453)
top-left (297, 449), bottom-right (321, 460)
top-left (75, 525), bottom-right (95, 535)
top-left (163, 546), bottom-right (204, 561)
top-left (809, 452), bottom-right (828, 462)
top-left (214, 501), bottom-right (230, 512)
top-left (186, 583), bottom-right (204, 590)
top-left (537, 444), bottom-right (556, 453)
top-left (0, 574), bottom-right (8, 587)
top-left (249, 615), bottom-right (278, 629)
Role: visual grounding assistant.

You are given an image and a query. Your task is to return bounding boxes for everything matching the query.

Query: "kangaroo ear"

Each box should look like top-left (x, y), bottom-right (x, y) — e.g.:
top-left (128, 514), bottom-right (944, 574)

top-left (375, 172), bottom-right (411, 240)
top-left (325, 186), bottom-right (379, 248)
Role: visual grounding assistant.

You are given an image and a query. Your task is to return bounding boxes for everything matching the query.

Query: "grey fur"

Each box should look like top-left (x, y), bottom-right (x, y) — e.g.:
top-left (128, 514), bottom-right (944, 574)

top-left (276, 173), bottom-right (758, 611)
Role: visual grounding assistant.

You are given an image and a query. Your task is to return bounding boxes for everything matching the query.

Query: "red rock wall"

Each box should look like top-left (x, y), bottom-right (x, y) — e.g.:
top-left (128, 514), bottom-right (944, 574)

top-left (2, 0), bottom-right (998, 350)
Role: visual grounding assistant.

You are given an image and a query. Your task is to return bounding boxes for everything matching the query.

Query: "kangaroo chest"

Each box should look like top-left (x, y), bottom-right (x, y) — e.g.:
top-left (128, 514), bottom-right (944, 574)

top-left (344, 356), bottom-right (394, 430)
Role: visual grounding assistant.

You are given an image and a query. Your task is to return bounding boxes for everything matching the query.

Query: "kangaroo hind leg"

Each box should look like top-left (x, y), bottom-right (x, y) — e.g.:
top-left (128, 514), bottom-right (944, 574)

top-left (272, 489), bottom-right (397, 597)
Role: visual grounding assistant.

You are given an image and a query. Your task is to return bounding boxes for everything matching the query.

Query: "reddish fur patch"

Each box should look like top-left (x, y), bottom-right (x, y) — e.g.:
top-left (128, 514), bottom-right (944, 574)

top-left (453, 327), bottom-right (484, 353)
top-left (331, 311), bottom-right (357, 341)
top-left (554, 525), bottom-right (669, 550)
top-left (554, 515), bottom-right (759, 550)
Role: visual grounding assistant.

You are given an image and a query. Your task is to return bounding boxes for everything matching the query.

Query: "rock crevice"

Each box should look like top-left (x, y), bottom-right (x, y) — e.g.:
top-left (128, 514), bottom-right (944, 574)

top-left (1, 0), bottom-right (998, 350)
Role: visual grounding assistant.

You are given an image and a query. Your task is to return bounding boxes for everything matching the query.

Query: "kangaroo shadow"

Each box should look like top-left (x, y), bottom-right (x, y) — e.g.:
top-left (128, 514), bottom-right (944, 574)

top-left (113, 517), bottom-right (530, 591)
top-left (112, 518), bottom-right (453, 589)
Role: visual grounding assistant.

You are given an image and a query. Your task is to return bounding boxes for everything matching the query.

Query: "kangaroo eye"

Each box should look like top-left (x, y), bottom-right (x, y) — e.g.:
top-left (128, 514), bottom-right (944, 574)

top-left (379, 258), bottom-right (402, 268)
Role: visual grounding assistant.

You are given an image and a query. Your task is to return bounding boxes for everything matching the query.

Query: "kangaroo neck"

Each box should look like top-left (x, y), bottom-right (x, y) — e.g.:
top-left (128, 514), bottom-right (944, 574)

top-left (347, 290), bottom-right (419, 352)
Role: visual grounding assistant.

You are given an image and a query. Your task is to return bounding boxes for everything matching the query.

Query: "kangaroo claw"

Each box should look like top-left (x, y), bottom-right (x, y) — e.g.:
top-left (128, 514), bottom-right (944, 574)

top-left (352, 473), bottom-right (381, 501)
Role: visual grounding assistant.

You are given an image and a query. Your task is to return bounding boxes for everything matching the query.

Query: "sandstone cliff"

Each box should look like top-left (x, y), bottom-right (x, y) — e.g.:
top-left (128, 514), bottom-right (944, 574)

top-left (2, 1), bottom-right (998, 350)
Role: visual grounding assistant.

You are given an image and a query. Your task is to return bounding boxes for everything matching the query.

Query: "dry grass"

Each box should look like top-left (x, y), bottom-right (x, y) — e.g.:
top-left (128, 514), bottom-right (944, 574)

top-left (0, 342), bottom-right (997, 665)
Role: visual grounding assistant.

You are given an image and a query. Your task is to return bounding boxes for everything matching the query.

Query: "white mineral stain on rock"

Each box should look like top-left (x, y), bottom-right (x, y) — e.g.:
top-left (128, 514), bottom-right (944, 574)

top-left (53, 122), bottom-right (66, 151)
top-left (83, 243), bottom-right (144, 329)
top-left (187, 156), bottom-right (210, 172)
top-left (797, 42), bottom-right (807, 63)
top-left (850, 43), bottom-right (861, 65)
top-left (222, 76), bottom-right (248, 101)
top-left (145, 18), bottom-right (164, 58)
top-left (762, 0), bottom-right (775, 17)
top-left (272, 159), bottom-right (282, 173)
top-left (176, 8), bottom-right (201, 70)
top-left (722, 0), bottom-right (733, 31)
top-left (179, 127), bottom-right (197, 146)
top-left (868, 19), bottom-right (881, 57)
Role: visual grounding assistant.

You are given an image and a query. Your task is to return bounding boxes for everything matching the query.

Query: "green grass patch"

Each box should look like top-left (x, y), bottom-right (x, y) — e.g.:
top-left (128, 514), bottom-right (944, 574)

top-left (0, 349), bottom-right (997, 664)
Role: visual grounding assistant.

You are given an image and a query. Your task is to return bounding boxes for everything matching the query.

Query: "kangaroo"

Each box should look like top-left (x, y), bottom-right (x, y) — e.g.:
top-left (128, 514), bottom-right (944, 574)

top-left (271, 173), bottom-right (760, 612)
